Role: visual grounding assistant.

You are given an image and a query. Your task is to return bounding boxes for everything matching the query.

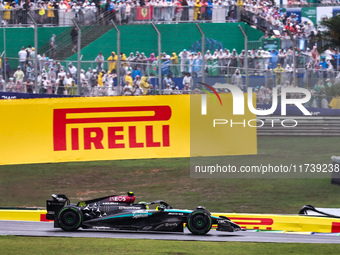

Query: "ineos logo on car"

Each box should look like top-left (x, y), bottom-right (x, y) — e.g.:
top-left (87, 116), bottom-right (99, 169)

top-left (109, 196), bottom-right (127, 202)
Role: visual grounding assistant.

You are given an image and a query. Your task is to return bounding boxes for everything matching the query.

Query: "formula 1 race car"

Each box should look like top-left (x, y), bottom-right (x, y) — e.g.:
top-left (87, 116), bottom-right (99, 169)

top-left (46, 192), bottom-right (241, 235)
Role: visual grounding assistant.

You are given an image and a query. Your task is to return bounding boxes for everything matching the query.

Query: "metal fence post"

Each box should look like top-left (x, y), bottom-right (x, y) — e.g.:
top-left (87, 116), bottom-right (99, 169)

top-left (3, 25), bottom-right (6, 84)
top-left (152, 22), bottom-right (162, 94)
top-left (196, 23), bottom-right (205, 85)
top-left (287, 30), bottom-right (297, 87)
top-left (28, 13), bottom-right (38, 93)
top-left (239, 24), bottom-right (248, 90)
top-left (149, 6), bottom-right (151, 23)
top-left (1, 51), bottom-right (4, 91)
top-left (111, 20), bottom-right (120, 89)
top-left (72, 19), bottom-right (81, 95)
top-left (237, 6), bottom-right (241, 22)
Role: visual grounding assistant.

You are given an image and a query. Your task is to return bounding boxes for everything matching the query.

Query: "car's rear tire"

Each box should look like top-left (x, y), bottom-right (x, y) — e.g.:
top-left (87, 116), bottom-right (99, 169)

top-left (187, 209), bottom-right (212, 235)
top-left (58, 206), bottom-right (83, 231)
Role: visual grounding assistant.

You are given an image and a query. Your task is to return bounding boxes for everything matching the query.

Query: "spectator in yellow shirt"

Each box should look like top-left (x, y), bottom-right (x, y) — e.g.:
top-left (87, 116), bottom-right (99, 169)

top-left (120, 53), bottom-right (127, 67)
top-left (140, 76), bottom-right (150, 95)
top-left (125, 71), bottom-right (133, 86)
top-left (274, 64), bottom-right (285, 86)
top-left (193, 0), bottom-right (201, 20)
top-left (98, 71), bottom-right (104, 87)
top-left (170, 52), bottom-right (180, 77)
top-left (4, 2), bottom-right (11, 21)
top-left (107, 52), bottom-right (118, 73)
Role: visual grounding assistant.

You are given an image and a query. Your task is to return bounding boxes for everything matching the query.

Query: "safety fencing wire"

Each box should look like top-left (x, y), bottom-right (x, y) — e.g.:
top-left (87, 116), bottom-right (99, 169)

top-left (1, 20), bottom-right (340, 111)
top-left (3, 54), bottom-right (340, 110)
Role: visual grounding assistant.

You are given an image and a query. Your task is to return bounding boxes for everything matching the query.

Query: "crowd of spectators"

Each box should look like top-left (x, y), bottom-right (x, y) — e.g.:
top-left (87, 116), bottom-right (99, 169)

top-left (2, 0), bottom-right (340, 108)
top-left (254, 79), bottom-right (334, 109)
top-left (241, 0), bottom-right (334, 43)
top-left (0, 45), bottom-right (198, 96)
top-left (0, 0), bottom-right (238, 26)
top-left (287, 0), bottom-right (340, 6)
top-left (1, 43), bottom-right (340, 109)
top-left (1, 0), bottom-right (340, 27)
top-left (0, 0), bottom-right (100, 25)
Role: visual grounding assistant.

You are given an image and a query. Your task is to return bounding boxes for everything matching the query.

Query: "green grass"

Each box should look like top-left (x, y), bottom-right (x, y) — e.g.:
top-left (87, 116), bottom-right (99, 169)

top-left (0, 137), bottom-right (340, 213)
top-left (0, 236), bottom-right (339, 255)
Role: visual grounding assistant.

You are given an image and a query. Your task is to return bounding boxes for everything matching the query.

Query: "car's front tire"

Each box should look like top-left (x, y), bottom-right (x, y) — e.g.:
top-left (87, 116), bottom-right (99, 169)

top-left (58, 206), bottom-right (83, 231)
top-left (187, 209), bottom-right (212, 235)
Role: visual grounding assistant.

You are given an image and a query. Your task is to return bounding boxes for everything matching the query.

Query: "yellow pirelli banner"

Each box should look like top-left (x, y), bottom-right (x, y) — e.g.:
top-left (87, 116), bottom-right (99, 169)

top-left (0, 94), bottom-right (256, 165)
top-left (211, 213), bottom-right (340, 233)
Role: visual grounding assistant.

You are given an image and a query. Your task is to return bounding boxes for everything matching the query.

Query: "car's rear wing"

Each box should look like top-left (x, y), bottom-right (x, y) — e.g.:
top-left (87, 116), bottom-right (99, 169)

top-left (46, 194), bottom-right (70, 221)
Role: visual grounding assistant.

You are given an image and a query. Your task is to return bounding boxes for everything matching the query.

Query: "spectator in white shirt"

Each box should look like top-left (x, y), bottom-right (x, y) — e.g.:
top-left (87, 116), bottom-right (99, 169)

top-left (67, 63), bottom-right (77, 79)
top-left (64, 73), bottom-right (73, 87)
top-left (18, 46), bottom-right (27, 72)
top-left (182, 72), bottom-right (193, 89)
top-left (95, 52), bottom-right (104, 72)
top-left (123, 81), bottom-right (133, 96)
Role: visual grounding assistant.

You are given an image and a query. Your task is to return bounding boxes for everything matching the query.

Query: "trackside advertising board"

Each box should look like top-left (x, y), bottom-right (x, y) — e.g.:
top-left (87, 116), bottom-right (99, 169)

top-left (0, 95), bottom-right (257, 165)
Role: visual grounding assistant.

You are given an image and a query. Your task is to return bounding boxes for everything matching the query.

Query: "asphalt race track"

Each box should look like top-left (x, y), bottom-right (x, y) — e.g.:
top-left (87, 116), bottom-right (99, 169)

top-left (0, 221), bottom-right (339, 244)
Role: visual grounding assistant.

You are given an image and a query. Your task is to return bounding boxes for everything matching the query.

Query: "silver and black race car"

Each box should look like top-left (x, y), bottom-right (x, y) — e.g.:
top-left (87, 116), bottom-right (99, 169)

top-left (46, 192), bottom-right (241, 235)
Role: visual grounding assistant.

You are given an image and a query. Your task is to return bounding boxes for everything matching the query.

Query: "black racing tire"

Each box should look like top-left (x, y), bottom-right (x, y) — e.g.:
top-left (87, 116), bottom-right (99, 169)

top-left (58, 206), bottom-right (83, 231)
top-left (187, 209), bottom-right (212, 235)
